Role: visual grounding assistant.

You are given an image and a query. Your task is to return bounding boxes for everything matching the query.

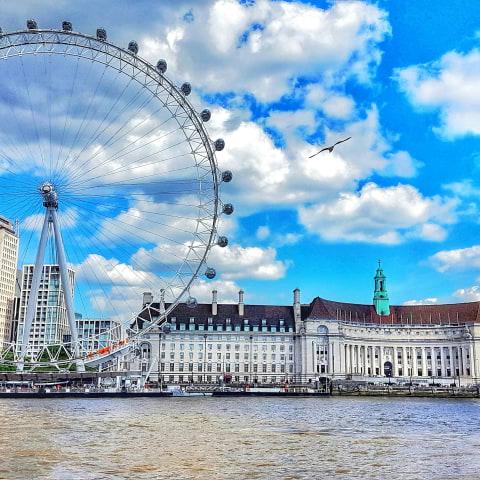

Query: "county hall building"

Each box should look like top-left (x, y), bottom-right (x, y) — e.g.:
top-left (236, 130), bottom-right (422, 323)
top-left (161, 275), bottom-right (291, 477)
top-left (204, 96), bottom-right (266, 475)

top-left (135, 264), bottom-right (480, 385)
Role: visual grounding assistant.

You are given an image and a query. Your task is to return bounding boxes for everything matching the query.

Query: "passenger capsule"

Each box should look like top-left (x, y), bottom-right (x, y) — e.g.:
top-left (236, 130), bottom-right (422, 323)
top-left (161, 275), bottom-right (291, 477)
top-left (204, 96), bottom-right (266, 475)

top-left (200, 109), bottom-right (211, 122)
top-left (128, 41), bottom-right (139, 54)
top-left (62, 21), bottom-right (72, 32)
top-left (96, 28), bottom-right (107, 41)
top-left (222, 170), bottom-right (233, 183)
top-left (27, 19), bottom-right (38, 30)
top-left (217, 236), bottom-right (228, 248)
top-left (186, 296), bottom-right (198, 309)
top-left (205, 268), bottom-right (216, 280)
top-left (214, 139), bottom-right (225, 151)
top-left (222, 203), bottom-right (234, 215)
top-left (156, 59), bottom-right (167, 74)
top-left (181, 82), bottom-right (192, 96)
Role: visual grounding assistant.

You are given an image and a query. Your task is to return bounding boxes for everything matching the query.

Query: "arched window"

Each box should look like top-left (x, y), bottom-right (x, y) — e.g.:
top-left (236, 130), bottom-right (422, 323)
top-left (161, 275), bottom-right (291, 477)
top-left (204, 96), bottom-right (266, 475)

top-left (140, 342), bottom-right (151, 360)
top-left (317, 325), bottom-right (328, 334)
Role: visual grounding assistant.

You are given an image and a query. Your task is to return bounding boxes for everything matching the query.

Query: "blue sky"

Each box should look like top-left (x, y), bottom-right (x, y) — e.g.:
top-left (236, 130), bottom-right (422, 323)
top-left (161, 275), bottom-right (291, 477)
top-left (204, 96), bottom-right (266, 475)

top-left (2, 0), bottom-right (480, 315)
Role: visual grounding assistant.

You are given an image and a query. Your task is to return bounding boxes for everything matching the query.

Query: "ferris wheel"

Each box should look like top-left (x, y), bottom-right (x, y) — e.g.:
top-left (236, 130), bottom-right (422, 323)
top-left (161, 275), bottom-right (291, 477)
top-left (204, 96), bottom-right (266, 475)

top-left (0, 21), bottom-right (233, 372)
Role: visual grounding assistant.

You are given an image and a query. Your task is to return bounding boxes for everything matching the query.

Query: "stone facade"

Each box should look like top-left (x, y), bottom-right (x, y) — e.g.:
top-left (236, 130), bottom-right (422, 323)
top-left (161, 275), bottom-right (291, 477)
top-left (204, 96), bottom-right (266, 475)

top-left (134, 268), bottom-right (480, 386)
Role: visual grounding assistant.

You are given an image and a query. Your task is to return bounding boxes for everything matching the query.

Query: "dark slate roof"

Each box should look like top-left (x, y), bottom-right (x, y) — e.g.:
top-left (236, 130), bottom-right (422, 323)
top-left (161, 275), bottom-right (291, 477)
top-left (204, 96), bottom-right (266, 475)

top-left (135, 297), bottom-right (480, 329)
top-left (136, 302), bottom-right (295, 330)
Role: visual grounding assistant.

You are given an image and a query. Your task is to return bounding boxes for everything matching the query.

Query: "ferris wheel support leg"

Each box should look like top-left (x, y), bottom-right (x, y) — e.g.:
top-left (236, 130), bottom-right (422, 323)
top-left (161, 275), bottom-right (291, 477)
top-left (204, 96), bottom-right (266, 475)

top-left (51, 209), bottom-right (85, 373)
top-left (17, 210), bottom-right (51, 371)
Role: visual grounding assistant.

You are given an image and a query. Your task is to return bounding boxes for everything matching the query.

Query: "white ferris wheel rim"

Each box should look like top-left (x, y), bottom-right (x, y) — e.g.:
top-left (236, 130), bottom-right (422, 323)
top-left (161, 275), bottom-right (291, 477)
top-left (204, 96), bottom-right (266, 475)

top-left (0, 26), bottom-right (227, 367)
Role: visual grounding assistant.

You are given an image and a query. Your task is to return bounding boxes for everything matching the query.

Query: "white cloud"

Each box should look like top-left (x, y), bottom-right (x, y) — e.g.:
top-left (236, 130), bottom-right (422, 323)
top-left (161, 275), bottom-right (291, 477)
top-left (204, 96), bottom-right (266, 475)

top-left (190, 278), bottom-right (242, 304)
top-left (256, 225), bottom-right (270, 240)
top-left (430, 245), bottom-right (480, 272)
top-left (74, 254), bottom-right (159, 287)
top-left (211, 106), bottom-right (424, 218)
top-left (403, 298), bottom-right (438, 306)
top-left (453, 286), bottom-right (480, 302)
top-left (141, 0), bottom-right (390, 102)
top-left (133, 241), bottom-right (288, 281)
top-left (299, 182), bottom-right (456, 244)
top-left (208, 244), bottom-right (288, 280)
top-left (305, 85), bottom-right (355, 120)
top-left (396, 48), bottom-right (480, 137)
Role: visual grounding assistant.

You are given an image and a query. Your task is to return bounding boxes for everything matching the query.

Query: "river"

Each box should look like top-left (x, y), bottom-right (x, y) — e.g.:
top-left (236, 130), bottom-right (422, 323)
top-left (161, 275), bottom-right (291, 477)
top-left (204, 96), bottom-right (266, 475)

top-left (0, 396), bottom-right (479, 479)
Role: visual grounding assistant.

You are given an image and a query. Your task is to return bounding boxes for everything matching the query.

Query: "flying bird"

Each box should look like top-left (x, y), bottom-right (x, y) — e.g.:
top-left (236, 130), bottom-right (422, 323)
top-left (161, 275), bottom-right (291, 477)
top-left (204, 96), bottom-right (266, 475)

top-left (308, 137), bottom-right (352, 158)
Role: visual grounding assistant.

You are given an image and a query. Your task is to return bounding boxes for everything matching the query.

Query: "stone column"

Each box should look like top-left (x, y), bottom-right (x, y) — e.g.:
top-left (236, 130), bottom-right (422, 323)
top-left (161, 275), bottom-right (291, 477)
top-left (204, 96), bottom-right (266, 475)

top-left (440, 346), bottom-right (446, 377)
top-left (393, 346), bottom-right (398, 377)
top-left (431, 346), bottom-right (436, 376)
top-left (469, 343), bottom-right (476, 378)
top-left (461, 345), bottom-right (467, 376)
top-left (421, 347), bottom-right (427, 377)
top-left (328, 343), bottom-right (333, 375)
top-left (379, 346), bottom-right (384, 377)
top-left (364, 345), bottom-right (369, 376)
top-left (449, 346), bottom-right (454, 376)
top-left (411, 347), bottom-right (416, 377)
top-left (345, 344), bottom-right (350, 375)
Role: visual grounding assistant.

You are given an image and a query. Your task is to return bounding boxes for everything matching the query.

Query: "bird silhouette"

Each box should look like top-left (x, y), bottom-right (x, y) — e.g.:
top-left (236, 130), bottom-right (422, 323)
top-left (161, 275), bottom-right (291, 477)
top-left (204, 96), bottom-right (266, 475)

top-left (308, 137), bottom-right (352, 158)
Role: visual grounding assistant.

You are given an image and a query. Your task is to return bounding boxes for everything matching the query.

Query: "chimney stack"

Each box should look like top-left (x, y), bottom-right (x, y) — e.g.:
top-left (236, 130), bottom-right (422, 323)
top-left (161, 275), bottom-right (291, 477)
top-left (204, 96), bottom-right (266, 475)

top-left (293, 288), bottom-right (301, 325)
top-left (212, 289), bottom-right (218, 316)
top-left (238, 290), bottom-right (244, 316)
top-left (143, 291), bottom-right (153, 306)
top-left (159, 289), bottom-right (165, 314)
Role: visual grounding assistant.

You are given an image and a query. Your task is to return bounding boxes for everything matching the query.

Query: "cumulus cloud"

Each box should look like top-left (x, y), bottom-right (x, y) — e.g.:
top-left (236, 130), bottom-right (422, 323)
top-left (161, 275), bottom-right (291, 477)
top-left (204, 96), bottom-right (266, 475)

top-left (133, 242), bottom-right (288, 281)
top-left (208, 244), bottom-right (287, 280)
top-left (453, 286), bottom-right (480, 302)
top-left (141, 0), bottom-right (390, 102)
top-left (190, 278), bottom-right (242, 304)
top-left (210, 106), bottom-right (424, 217)
top-left (403, 298), bottom-right (438, 306)
top-left (430, 245), bottom-right (480, 272)
top-left (396, 48), bottom-right (480, 137)
top-left (299, 182), bottom-right (456, 244)
top-left (74, 254), bottom-right (159, 287)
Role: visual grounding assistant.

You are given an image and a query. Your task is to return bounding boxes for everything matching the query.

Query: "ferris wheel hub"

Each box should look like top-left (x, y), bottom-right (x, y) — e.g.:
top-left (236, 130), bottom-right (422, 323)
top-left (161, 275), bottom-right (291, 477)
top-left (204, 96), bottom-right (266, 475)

top-left (39, 182), bottom-right (58, 208)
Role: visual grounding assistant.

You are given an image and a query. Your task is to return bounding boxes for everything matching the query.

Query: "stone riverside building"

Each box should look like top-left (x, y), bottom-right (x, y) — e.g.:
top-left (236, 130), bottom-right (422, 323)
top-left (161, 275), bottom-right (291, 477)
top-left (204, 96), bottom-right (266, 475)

top-left (135, 264), bottom-right (480, 385)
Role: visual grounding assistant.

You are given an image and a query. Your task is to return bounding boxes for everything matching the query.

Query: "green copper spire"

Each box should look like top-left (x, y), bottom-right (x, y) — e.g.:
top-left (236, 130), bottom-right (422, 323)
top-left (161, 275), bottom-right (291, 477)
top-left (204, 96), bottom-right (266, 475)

top-left (373, 260), bottom-right (390, 316)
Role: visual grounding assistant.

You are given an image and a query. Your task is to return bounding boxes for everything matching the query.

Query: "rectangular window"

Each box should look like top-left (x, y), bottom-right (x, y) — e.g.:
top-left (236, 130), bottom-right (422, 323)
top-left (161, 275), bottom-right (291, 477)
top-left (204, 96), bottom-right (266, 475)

top-left (244, 364), bottom-right (249, 372)
top-left (262, 364), bottom-right (267, 373)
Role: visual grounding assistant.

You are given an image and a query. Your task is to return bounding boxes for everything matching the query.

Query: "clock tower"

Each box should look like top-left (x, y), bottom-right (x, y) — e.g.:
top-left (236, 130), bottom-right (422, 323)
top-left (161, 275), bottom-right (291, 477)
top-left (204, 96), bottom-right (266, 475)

top-left (373, 260), bottom-right (390, 316)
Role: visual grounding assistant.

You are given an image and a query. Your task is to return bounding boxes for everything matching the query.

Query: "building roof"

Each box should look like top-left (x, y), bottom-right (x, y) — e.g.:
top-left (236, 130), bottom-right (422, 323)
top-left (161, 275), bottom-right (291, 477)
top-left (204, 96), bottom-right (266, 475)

top-left (135, 295), bottom-right (480, 330)
top-left (303, 296), bottom-right (480, 325)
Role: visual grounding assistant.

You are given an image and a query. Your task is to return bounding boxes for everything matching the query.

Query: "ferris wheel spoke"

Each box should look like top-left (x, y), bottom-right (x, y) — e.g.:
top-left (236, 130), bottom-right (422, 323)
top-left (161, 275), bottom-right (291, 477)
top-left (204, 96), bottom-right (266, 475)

top-left (66, 90), bottom-right (161, 181)
top-left (58, 212), bottom-right (130, 320)
top-left (55, 62), bottom-right (111, 183)
top-left (65, 152), bottom-right (193, 188)
top-left (19, 57), bottom-right (48, 179)
top-left (52, 56), bottom-right (82, 184)
top-left (68, 114), bottom-right (181, 185)
top-left (60, 205), bottom-right (173, 293)
top-left (61, 196), bottom-right (204, 257)
top-left (65, 76), bottom-right (135, 171)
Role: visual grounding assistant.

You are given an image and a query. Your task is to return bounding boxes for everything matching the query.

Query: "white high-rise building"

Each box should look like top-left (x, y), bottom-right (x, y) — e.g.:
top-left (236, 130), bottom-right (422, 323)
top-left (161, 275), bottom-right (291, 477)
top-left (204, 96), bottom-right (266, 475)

top-left (0, 216), bottom-right (19, 345)
top-left (17, 264), bottom-right (75, 352)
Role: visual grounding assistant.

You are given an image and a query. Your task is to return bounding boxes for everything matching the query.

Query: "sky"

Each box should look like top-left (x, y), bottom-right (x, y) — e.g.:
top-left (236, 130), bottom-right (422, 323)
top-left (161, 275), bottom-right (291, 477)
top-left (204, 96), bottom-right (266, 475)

top-left (2, 0), bottom-right (480, 315)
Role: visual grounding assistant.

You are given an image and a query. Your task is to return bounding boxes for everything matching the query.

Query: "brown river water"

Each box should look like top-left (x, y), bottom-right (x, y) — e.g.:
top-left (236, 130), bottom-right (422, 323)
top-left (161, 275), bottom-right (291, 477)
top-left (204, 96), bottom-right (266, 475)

top-left (0, 396), bottom-right (479, 479)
